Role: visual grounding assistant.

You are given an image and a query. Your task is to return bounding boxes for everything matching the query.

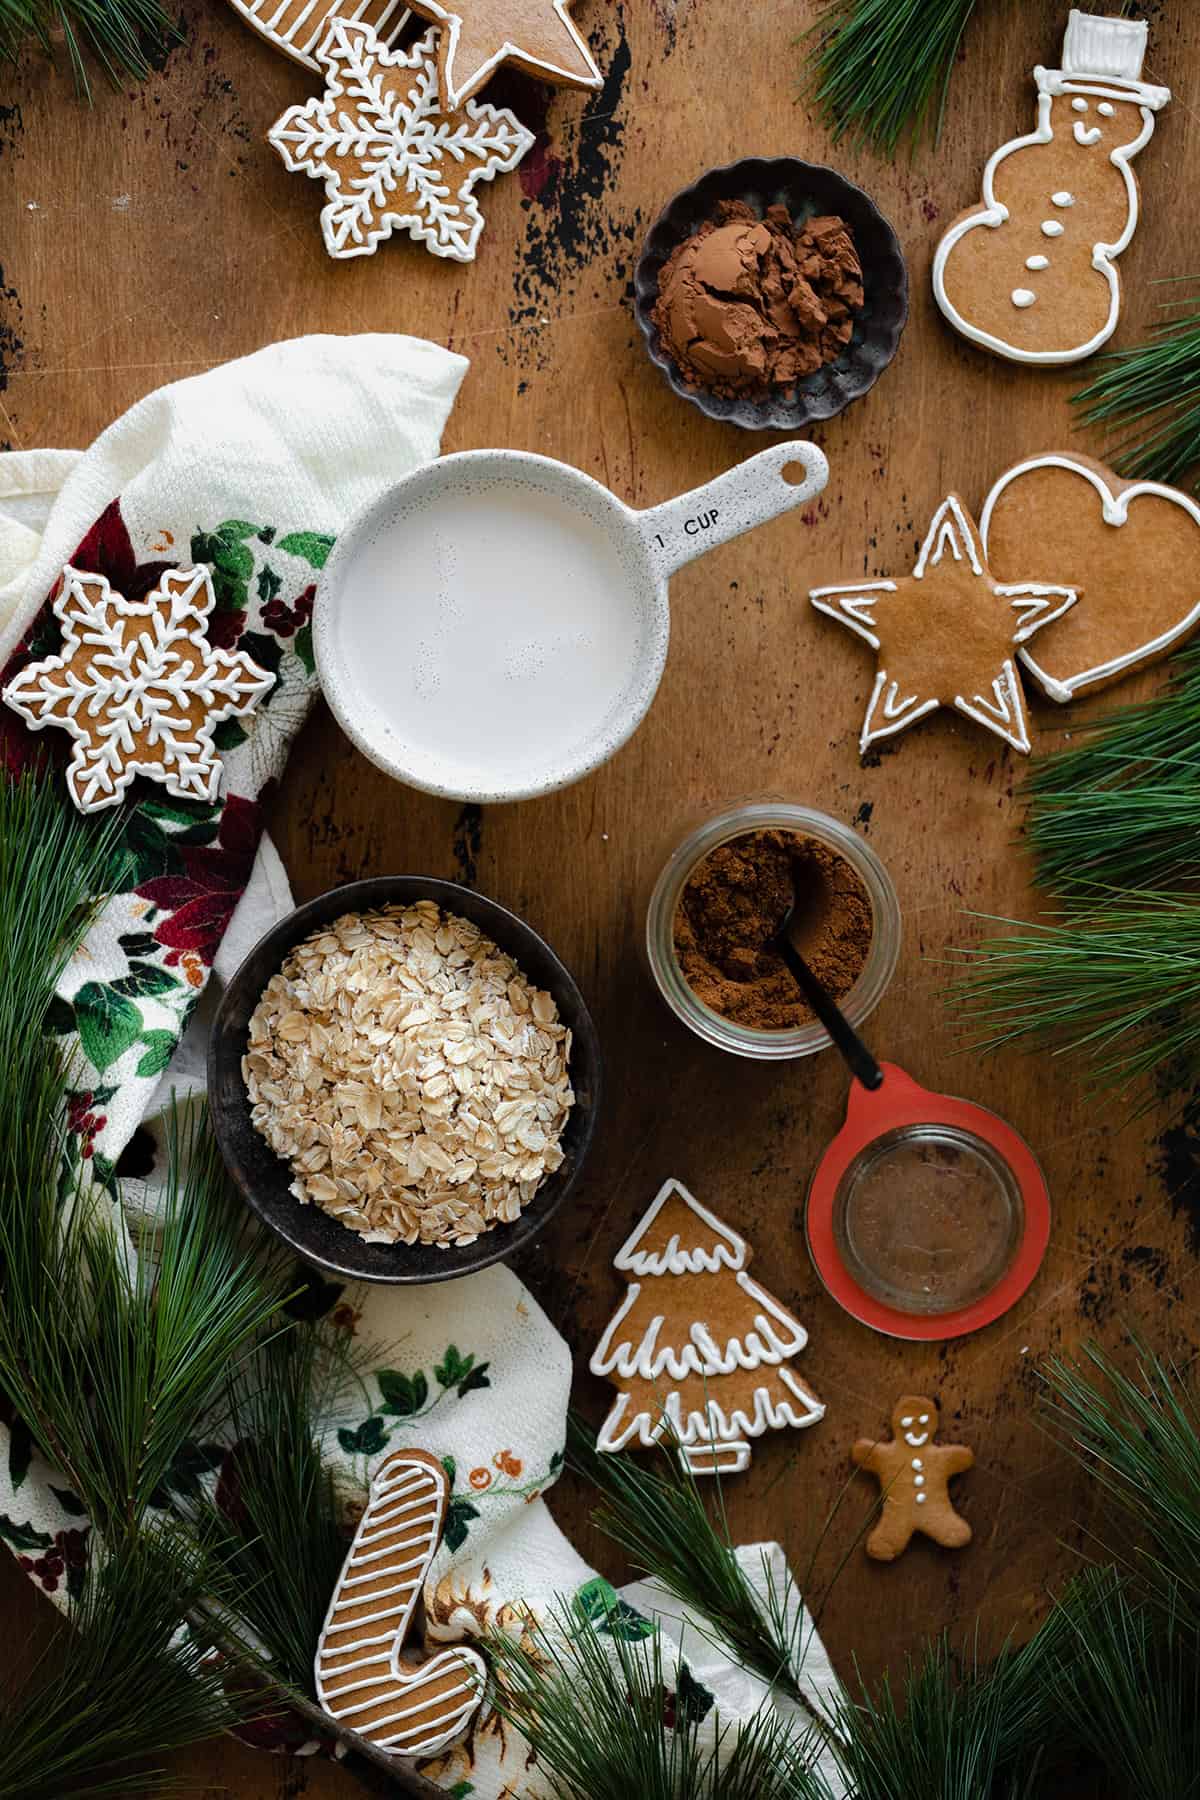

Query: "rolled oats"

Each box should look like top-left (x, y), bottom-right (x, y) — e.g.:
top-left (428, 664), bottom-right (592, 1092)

top-left (243, 902), bottom-right (574, 1249)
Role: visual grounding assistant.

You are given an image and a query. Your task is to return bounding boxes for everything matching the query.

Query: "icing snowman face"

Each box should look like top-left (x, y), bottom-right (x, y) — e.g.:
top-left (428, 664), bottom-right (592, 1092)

top-left (1061, 91), bottom-right (1144, 151)
top-left (893, 1397), bottom-right (938, 1446)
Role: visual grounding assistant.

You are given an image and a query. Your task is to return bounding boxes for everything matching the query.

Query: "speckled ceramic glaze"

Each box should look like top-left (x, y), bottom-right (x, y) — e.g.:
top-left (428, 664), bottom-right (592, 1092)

top-left (315, 442), bottom-right (829, 802)
top-left (634, 158), bottom-right (909, 432)
top-left (208, 876), bottom-right (602, 1286)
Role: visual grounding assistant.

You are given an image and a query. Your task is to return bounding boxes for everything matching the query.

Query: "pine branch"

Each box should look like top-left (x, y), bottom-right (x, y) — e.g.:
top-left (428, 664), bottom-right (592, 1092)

top-left (1072, 286), bottom-right (1200, 491)
top-left (943, 893), bottom-right (1200, 1100)
top-left (485, 1601), bottom-right (831, 1800)
top-left (566, 1416), bottom-right (846, 1741)
top-left (0, 0), bottom-right (179, 96)
top-left (943, 642), bottom-right (1200, 1101)
top-left (800, 0), bottom-right (980, 157)
top-left (1034, 1568), bottom-right (1200, 1796)
top-left (818, 1630), bottom-right (1054, 1800)
top-left (189, 1318), bottom-right (370, 1691)
top-left (0, 1531), bottom-right (243, 1799)
top-left (1043, 1340), bottom-right (1200, 1631)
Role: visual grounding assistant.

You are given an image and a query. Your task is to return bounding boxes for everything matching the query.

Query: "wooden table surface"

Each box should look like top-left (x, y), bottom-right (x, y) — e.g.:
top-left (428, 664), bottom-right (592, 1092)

top-left (3, 1), bottom-right (1200, 1793)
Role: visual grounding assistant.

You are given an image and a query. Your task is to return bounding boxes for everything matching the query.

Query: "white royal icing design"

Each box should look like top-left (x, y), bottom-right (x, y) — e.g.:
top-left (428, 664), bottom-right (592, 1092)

top-left (590, 1179), bottom-right (825, 1474)
top-left (1012, 288), bottom-right (1037, 308)
top-left (268, 22), bottom-right (535, 262)
top-left (411, 0), bottom-right (602, 112)
top-left (931, 12), bottom-right (1170, 366)
top-left (1026, 254), bottom-right (1050, 270)
top-left (2, 565), bottom-right (272, 814)
top-left (225, 0), bottom-right (409, 72)
top-left (315, 1451), bottom-right (485, 1757)
top-left (810, 497), bottom-right (1077, 756)
top-left (1099, 101), bottom-right (1115, 117)
top-left (1041, 219), bottom-right (1065, 237)
top-left (980, 453), bottom-right (1200, 700)
top-left (1052, 191), bottom-right (1075, 205)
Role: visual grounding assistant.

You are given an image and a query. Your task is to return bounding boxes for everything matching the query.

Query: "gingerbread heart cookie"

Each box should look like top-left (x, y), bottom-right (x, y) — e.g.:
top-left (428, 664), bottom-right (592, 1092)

top-left (981, 454), bottom-right (1200, 700)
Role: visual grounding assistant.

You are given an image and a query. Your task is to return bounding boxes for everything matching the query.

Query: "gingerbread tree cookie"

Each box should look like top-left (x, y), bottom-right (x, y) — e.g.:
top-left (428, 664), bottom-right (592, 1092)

top-left (590, 1178), bottom-right (824, 1476)
top-left (2, 565), bottom-right (272, 815)
top-left (406, 0), bottom-right (602, 113)
top-left (933, 11), bottom-right (1170, 365)
top-left (810, 494), bottom-right (1077, 757)
top-left (852, 1396), bottom-right (973, 1563)
top-left (315, 1448), bottom-right (485, 1757)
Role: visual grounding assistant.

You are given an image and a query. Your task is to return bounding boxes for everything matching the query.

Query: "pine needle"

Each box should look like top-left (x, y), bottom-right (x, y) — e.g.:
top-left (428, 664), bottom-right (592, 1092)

top-left (1073, 286), bottom-right (1200, 491)
top-left (0, 0), bottom-right (178, 96)
top-left (801, 0), bottom-right (980, 157)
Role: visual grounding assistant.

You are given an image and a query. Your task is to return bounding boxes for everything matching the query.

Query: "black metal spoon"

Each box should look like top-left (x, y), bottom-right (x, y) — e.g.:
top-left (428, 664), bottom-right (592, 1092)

top-left (768, 897), bottom-right (884, 1091)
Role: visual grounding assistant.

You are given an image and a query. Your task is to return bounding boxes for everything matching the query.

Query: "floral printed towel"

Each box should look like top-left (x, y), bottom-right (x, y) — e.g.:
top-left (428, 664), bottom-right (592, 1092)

top-left (0, 332), bottom-right (467, 1169)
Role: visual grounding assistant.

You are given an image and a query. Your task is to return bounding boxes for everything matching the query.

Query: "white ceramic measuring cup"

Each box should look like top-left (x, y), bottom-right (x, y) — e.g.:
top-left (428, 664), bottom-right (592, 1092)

top-left (314, 440), bottom-right (829, 803)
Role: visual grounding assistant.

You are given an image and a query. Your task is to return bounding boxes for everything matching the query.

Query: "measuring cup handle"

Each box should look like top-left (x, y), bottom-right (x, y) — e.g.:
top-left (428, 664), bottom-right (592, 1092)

top-left (632, 440), bottom-right (830, 581)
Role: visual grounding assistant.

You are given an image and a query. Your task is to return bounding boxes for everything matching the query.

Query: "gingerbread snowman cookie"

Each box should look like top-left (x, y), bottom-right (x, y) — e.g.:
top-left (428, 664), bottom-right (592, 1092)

top-left (852, 1396), bottom-right (973, 1563)
top-left (933, 10), bottom-right (1170, 365)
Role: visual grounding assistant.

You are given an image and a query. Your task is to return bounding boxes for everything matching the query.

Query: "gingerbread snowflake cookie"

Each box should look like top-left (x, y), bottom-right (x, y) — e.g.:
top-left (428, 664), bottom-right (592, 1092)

top-left (269, 21), bottom-right (534, 262)
top-left (3, 565), bottom-right (272, 814)
top-left (316, 1448), bottom-right (485, 1757)
top-left (406, 0), bottom-right (602, 112)
top-left (590, 1178), bottom-right (824, 1477)
top-left (933, 10), bottom-right (1170, 365)
top-left (981, 452), bottom-right (1200, 700)
top-left (852, 1396), bottom-right (973, 1563)
top-left (810, 495), bottom-right (1076, 756)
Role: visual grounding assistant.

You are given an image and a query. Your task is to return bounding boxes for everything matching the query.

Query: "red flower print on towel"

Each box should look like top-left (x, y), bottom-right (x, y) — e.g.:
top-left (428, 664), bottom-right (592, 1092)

top-left (135, 793), bottom-right (262, 968)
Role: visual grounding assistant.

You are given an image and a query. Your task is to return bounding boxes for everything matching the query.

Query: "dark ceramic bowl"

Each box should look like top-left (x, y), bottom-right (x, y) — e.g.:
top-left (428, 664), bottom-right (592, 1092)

top-left (634, 157), bottom-right (909, 432)
top-left (208, 877), bottom-right (602, 1285)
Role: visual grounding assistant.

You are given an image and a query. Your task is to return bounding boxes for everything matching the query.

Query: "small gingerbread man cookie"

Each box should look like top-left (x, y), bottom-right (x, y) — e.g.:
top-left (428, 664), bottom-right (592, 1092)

top-left (852, 1395), bottom-right (973, 1563)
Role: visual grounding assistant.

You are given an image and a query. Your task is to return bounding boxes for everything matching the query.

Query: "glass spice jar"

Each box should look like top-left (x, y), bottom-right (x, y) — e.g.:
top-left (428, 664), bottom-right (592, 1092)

top-left (645, 800), bottom-right (901, 1062)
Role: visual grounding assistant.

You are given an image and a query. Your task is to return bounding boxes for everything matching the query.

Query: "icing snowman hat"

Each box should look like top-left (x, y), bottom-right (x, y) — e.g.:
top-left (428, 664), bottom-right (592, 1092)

top-left (1036, 8), bottom-right (1170, 110)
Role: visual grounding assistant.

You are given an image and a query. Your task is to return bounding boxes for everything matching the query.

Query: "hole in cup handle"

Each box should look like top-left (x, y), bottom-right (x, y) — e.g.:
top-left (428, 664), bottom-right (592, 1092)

top-left (635, 441), bottom-right (831, 580)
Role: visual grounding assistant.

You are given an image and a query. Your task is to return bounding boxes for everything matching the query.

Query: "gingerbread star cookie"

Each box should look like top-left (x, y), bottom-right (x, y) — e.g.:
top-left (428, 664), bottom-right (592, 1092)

top-left (406, 0), bottom-right (602, 112)
top-left (810, 494), bottom-right (1077, 757)
top-left (316, 1448), bottom-right (485, 1756)
top-left (3, 565), bottom-right (272, 814)
top-left (852, 1395), bottom-right (973, 1563)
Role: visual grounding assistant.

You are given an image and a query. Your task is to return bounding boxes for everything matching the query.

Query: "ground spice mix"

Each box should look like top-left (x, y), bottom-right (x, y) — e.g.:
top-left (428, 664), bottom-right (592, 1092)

top-left (673, 828), bottom-right (873, 1031)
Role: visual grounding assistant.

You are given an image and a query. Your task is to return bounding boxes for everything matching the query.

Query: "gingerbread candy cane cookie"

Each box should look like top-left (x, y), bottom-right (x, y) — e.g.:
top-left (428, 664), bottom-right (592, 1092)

top-left (315, 1448), bottom-right (485, 1757)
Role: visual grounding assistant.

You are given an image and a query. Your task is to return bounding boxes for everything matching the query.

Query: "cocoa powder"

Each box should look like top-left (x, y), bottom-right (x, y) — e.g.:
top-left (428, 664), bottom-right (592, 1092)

top-left (652, 201), bottom-right (865, 400)
top-left (673, 829), bottom-right (873, 1031)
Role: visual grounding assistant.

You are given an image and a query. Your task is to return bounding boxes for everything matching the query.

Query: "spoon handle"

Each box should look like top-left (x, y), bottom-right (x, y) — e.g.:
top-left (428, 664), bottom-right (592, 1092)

top-left (774, 937), bottom-right (884, 1091)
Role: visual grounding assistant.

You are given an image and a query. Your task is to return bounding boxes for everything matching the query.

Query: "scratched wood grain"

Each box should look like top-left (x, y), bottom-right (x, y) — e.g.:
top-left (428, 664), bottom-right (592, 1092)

top-left (2, 1), bottom-right (1200, 1793)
